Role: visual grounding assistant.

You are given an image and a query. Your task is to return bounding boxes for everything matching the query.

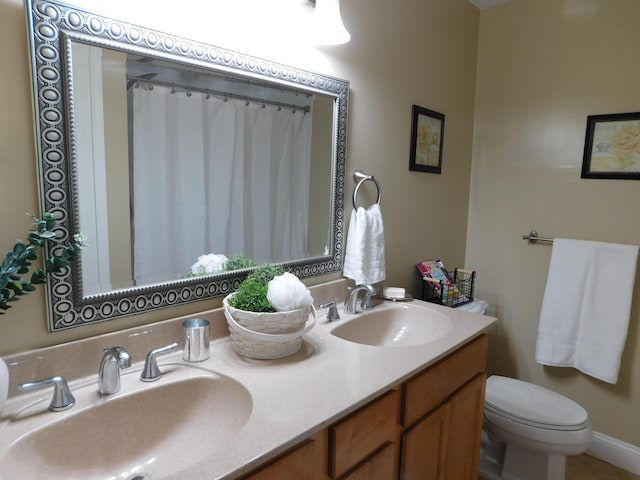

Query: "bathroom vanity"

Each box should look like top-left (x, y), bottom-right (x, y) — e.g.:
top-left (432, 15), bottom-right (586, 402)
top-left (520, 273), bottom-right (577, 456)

top-left (242, 334), bottom-right (487, 480)
top-left (0, 281), bottom-right (495, 479)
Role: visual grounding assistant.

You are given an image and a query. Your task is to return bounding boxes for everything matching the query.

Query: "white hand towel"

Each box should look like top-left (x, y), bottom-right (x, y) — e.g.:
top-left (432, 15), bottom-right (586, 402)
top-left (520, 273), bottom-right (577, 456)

top-left (343, 204), bottom-right (385, 285)
top-left (535, 238), bottom-right (639, 384)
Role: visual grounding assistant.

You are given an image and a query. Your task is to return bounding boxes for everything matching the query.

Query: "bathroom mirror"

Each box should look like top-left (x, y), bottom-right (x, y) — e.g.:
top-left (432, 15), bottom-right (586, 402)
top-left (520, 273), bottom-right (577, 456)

top-left (26, 0), bottom-right (348, 331)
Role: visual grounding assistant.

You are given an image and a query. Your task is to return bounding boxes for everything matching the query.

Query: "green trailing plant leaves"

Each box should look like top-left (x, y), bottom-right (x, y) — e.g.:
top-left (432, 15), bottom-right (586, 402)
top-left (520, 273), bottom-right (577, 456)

top-left (0, 213), bottom-right (85, 315)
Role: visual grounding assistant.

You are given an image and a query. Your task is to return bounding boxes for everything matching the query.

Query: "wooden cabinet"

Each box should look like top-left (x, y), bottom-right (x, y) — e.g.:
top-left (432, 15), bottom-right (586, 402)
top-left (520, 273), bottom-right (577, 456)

top-left (342, 443), bottom-right (397, 480)
top-left (242, 334), bottom-right (488, 480)
top-left (444, 373), bottom-right (487, 479)
top-left (242, 439), bottom-right (317, 480)
top-left (399, 373), bottom-right (486, 480)
top-left (400, 402), bottom-right (450, 480)
top-left (400, 334), bottom-right (488, 480)
top-left (329, 388), bottom-right (401, 479)
top-left (403, 334), bottom-right (488, 427)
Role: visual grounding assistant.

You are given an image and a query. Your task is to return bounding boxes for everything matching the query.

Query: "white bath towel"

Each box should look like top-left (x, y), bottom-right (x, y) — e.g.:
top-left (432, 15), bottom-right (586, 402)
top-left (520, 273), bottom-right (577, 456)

top-left (535, 238), bottom-right (639, 384)
top-left (343, 204), bottom-right (385, 285)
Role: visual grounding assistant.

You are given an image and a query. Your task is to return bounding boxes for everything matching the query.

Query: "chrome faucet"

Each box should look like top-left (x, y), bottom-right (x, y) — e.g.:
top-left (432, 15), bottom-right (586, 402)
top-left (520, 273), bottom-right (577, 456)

top-left (98, 346), bottom-right (131, 396)
top-left (17, 376), bottom-right (76, 411)
top-left (344, 284), bottom-right (377, 314)
top-left (141, 342), bottom-right (179, 382)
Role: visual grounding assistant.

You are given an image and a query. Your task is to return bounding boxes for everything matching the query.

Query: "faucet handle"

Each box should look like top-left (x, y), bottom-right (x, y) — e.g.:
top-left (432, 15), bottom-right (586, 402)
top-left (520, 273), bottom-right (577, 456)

top-left (17, 376), bottom-right (75, 412)
top-left (319, 300), bottom-right (340, 321)
top-left (141, 342), bottom-right (179, 382)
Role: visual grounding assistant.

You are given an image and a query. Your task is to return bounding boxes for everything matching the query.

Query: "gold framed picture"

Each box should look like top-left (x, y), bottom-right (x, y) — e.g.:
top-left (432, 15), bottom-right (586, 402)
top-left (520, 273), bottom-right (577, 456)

top-left (409, 105), bottom-right (444, 174)
top-left (581, 112), bottom-right (640, 179)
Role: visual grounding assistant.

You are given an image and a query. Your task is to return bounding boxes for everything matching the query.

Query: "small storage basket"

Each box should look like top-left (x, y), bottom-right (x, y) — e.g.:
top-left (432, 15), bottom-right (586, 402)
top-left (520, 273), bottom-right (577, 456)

top-left (419, 267), bottom-right (475, 308)
top-left (223, 294), bottom-right (316, 359)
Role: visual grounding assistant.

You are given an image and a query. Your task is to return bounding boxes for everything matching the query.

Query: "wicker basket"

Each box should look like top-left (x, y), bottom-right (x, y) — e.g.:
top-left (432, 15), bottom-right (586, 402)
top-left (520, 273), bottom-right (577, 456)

top-left (223, 294), bottom-right (317, 359)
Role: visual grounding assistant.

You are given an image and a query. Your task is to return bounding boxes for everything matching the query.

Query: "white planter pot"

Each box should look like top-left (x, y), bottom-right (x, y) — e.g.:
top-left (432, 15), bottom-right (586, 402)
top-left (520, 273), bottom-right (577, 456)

top-left (223, 294), bottom-right (317, 359)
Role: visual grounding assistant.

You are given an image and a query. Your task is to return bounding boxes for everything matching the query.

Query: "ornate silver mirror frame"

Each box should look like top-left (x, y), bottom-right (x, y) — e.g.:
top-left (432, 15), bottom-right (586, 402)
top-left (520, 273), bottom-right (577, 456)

top-left (26, 0), bottom-right (348, 331)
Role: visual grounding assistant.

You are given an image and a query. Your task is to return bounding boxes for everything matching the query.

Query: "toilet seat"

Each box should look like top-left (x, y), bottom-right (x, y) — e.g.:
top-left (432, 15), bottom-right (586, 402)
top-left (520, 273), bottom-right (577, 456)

top-left (485, 376), bottom-right (589, 431)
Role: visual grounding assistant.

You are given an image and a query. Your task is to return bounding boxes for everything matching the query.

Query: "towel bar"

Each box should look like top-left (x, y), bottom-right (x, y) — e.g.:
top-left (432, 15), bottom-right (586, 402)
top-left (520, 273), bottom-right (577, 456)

top-left (522, 230), bottom-right (554, 244)
top-left (352, 170), bottom-right (381, 209)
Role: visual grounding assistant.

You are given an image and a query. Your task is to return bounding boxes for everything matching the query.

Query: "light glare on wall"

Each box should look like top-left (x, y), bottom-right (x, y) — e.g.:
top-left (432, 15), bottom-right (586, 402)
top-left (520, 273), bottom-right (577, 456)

top-left (311, 0), bottom-right (351, 45)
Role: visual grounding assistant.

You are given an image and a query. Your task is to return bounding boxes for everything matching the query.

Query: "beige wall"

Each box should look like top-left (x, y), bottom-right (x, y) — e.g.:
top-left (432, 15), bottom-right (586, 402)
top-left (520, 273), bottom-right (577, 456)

top-left (468, 0), bottom-right (640, 445)
top-left (0, 0), bottom-right (479, 354)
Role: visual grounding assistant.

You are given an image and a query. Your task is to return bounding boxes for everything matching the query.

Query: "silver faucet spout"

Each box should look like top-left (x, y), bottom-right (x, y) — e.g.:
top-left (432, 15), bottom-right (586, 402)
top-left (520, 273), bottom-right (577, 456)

top-left (344, 283), bottom-right (377, 314)
top-left (98, 346), bottom-right (131, 396)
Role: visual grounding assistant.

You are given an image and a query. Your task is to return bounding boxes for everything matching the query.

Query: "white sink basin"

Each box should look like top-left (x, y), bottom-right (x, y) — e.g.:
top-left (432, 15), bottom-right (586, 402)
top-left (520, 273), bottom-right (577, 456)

top-left (0, 364), bottom-right (252, 480)
top-left (331, 303), bottom-right (453, 347)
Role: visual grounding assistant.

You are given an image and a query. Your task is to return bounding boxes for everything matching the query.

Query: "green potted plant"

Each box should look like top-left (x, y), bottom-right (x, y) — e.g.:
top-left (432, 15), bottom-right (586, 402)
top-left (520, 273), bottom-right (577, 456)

top-left (223, 264), bottom-right (316, 359)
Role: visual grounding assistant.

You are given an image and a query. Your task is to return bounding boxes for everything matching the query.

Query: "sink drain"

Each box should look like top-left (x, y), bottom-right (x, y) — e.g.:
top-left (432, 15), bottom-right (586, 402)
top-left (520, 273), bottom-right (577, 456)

top-left (128, 475), bottom-right (152, 480)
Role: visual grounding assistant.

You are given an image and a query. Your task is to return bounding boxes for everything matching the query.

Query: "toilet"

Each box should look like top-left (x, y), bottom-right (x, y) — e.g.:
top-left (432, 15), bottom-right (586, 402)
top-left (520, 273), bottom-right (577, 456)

top-left (479, 376), bottom-right (592, 480)
top-left (455, 301), bottom-right (593, 480)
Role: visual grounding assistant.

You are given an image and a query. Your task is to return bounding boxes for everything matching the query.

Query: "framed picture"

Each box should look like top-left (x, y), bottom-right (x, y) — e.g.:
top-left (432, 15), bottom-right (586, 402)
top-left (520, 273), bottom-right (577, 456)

top-left (409, 105), bottom-right (444, 174)
top-left (581, 112), bottom-right (640, 179)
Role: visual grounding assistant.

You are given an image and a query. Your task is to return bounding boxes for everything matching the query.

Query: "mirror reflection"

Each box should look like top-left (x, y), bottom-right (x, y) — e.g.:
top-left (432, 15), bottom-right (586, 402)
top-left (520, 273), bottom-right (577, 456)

top-left (71, 42), bottom-right (335, 295)
top-left (26, 0), bottom-right (348, 330)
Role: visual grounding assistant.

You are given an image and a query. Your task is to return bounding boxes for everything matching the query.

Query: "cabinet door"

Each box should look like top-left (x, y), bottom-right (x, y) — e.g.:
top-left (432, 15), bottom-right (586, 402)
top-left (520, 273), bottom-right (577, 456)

top-left (342, 443), bottom-right (397, 480)
top-left (329, 389), bottom-right (401, 478)
top-left (445, 373), bottom-right (487, 479)
top-left (243, 439), bottom-right (316, 480)
top-left (399, 402), bottom-right (450, 480)
top-left (403, 334), bottom-right (488, 427)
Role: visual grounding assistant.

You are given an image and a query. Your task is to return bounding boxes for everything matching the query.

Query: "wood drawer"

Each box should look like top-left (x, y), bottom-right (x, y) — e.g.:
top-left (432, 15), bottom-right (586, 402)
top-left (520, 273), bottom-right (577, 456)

top-left (329, 388), bottom-right (401, 479)
top-left (403, 334), bottom-right (488, 427)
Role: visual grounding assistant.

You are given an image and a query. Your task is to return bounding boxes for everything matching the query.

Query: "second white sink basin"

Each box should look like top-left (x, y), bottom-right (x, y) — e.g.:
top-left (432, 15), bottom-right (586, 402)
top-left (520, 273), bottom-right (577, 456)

top-left (0, 365), bottom-right (252, 480)
top-left (331, 303), bottom-right (453, 347)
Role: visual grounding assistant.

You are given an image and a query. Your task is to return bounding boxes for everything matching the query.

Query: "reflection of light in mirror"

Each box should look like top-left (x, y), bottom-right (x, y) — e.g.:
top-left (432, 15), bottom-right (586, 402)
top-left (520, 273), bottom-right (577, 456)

top-left (65, 0), bottom-right (335, 74)
top-left (311, 0), bottom-right (351, 45)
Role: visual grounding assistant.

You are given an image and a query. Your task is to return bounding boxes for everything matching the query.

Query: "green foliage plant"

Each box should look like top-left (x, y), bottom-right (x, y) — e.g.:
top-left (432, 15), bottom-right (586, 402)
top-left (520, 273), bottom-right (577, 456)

top-left (228, 264), bottom-right (285, 313)
top-left (0, 213), bottom-right (86, 315)
top-left (224, 254), bottom-right (256, 271)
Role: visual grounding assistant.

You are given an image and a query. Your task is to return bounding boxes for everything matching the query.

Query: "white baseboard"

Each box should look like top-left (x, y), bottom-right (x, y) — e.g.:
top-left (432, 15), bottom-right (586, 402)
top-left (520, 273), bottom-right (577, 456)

top-left (587, 431), bottom-right (640, 475)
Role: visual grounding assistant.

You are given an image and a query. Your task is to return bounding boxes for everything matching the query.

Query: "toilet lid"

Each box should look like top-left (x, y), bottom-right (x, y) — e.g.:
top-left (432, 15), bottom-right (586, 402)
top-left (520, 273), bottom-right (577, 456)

top-left (485, 376), bottom-right (589, 430)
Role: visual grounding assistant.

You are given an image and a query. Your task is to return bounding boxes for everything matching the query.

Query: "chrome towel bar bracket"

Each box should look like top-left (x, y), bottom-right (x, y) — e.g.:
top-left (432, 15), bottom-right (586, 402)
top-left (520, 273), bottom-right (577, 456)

top-left (352, 170), bottom-right (381, 209)
top-left (522, 230), bottom-right (554, 244)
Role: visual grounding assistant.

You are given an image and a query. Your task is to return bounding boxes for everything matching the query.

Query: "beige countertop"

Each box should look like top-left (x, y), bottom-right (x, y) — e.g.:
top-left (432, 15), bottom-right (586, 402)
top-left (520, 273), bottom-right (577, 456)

top-left (0, 279), bottom-right (496, 479)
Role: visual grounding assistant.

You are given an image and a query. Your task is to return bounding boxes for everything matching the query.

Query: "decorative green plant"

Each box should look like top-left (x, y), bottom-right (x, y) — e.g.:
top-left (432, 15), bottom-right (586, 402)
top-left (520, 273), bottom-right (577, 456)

top-left (224, 254), bottom-right (256, 271)
top-left (228, 264), bottom-right (285, 313)
top-left (0, 213), bottom-right (86, 315)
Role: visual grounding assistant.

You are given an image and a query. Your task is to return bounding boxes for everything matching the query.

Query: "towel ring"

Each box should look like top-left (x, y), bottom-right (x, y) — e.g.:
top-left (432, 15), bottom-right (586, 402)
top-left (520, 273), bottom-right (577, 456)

top-left (352, 170), bottom-right (382, 209)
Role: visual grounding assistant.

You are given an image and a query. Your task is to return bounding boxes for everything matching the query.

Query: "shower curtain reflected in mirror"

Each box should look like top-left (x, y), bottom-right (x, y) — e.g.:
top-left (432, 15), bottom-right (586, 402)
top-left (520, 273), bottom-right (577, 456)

top-left (132, 85), bottom-right (312, 285)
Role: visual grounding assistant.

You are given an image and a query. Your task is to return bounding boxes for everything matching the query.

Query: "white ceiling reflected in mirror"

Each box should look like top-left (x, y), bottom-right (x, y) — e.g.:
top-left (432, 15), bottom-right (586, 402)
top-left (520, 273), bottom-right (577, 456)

top-left (26, 0), bottom-right (349, 331)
